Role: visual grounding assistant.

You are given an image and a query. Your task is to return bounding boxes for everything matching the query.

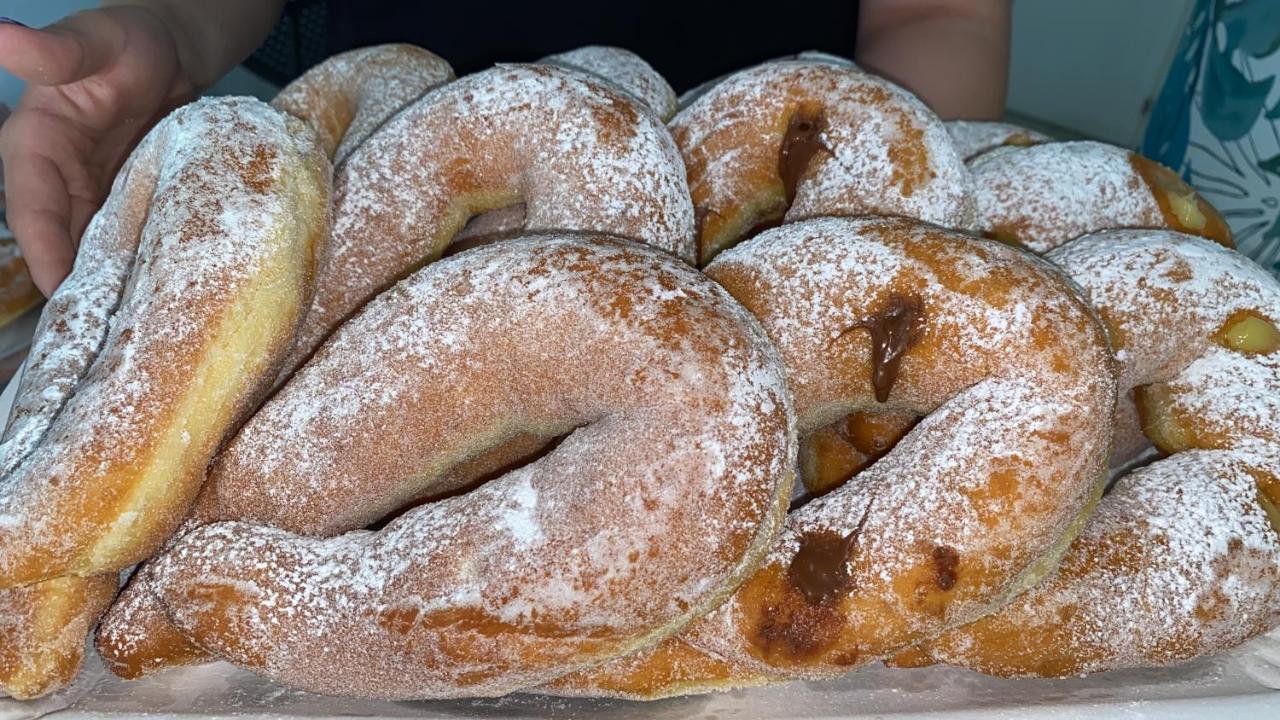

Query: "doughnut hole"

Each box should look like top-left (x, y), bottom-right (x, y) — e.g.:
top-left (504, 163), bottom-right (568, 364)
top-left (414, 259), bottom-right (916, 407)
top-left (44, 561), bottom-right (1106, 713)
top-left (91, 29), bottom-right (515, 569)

top-left (799, 409), bottom-right (920, 497)
top-left (444, 203), bottom-right (529, 257)
top-left (1130, 155), bottom-right (1233, 248)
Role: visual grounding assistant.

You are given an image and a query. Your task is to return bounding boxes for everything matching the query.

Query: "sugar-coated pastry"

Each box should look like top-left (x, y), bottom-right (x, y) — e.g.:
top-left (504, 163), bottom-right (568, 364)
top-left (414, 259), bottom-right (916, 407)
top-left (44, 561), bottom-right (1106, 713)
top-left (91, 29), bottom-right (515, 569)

top-left (113, 236), bottom-right (795, 698)
top-left (672, 61), bottom-right (976, 264)
top-left (970, 141), bottom-right (1231, 252)
top-left (541, 46), bottom-right (678, 121)
top-left (546, 216), bottom-right (1114, 698)
top-left (271, 43), bottom-right (454, 165)
top-left (0, 97), bottom-right (328, 698)
top-left (945, 120), bottom-right (1049, 160)
top-left (282, 64), bottom-right (695, 369)
top-left (917, 231), bottom-right (1280, 676)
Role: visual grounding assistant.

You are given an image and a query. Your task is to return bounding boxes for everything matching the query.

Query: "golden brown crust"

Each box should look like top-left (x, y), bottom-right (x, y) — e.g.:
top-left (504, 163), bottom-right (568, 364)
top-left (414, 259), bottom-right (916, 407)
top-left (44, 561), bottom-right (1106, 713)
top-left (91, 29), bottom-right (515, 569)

top-left (0, 574), bottom-right (117, 699)
top-left (672, 61), bottom-right (975, 264)
top-left (550, 216), bottom-right (1115, 698)
top-left (271, 44), bottom-right (454, 165)
top-left (922, 230), bottom-right (1280, 677)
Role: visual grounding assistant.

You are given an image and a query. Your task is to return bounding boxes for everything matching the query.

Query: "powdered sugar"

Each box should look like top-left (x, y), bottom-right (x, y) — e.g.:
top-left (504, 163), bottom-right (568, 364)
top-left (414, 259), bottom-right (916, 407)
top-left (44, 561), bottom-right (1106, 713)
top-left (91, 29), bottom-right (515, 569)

top-left (541, 46), bottom-right (677, 121)
top-left (147, 235), bottom-right (794, 699)
top-left (286, 63), bottom-right (696, 368)
top-left (945, 120), bottom-right (1050, 160)
top-left (970, 141), bottom-right (1162, 252)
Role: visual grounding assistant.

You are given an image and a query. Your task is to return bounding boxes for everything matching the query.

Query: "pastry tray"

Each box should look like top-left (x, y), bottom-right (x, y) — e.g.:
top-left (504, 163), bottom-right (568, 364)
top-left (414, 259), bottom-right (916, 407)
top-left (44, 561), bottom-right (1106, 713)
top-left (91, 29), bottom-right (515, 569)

top-left (1, 367), bottom-right (1279, 720)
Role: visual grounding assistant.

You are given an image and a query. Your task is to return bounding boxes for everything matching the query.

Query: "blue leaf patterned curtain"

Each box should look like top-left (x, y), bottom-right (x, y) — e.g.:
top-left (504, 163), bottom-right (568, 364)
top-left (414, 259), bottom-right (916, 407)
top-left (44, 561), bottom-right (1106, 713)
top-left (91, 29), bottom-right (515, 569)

top-left (1143, 0), bottom-right (1280, 275)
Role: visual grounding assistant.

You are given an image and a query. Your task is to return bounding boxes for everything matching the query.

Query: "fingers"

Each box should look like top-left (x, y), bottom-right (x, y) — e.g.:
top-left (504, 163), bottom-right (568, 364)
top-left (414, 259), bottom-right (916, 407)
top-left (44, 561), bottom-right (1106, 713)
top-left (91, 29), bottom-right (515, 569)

top-left (0, 12), bottom-right (119, 86)
top-left (1, 133), bottom-right (77, 296)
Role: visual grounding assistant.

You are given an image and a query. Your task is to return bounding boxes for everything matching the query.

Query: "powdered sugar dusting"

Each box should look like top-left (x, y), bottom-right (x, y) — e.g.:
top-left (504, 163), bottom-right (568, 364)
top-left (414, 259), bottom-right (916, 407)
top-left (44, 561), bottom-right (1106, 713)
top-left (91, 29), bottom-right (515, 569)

top-left (945, 120), bottom-right (1050, 160)
top-left (0, 96), bottom-right (326, 576)
top-left (561, 217), bottom-right (1113, 693)
top-left (929, 446), bottom-right (1280, 675)
top-left (149, 235), bottom-right (793, 699)
top-left (287, 63), bottom-right (695, 367)
top-left (926, 229), bottom-right (1280, 676)
top-left (541, 46), bottom-right (677, 121)
top-left (272, 44), bottom-right (454, 165)
top-left (970, 141), bottom-right (1162, 252)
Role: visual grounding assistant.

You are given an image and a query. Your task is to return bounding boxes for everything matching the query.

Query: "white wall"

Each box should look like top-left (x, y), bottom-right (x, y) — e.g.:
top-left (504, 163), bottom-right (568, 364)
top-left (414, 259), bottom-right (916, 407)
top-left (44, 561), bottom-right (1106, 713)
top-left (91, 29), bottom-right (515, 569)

top-left (1006, 0), bottom-right (1194, 146)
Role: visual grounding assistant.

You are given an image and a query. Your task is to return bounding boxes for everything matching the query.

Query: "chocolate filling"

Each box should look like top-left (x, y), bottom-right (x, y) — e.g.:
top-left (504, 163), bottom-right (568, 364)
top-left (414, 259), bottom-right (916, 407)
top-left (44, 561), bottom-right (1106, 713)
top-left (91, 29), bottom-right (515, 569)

top-left (787, 503), bottom-right (873, 605)
top-left (839, 294), bottom-right (926, 403)
top-left (778, 107), bottom-right (828, 205)
top-left (932, 545), bottom-right (960, 591)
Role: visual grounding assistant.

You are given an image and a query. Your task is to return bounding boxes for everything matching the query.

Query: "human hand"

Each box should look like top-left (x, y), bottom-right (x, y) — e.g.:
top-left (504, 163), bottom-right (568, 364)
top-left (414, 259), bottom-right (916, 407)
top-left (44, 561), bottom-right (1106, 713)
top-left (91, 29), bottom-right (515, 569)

top-left (0, 8), bottom-right (196, 295)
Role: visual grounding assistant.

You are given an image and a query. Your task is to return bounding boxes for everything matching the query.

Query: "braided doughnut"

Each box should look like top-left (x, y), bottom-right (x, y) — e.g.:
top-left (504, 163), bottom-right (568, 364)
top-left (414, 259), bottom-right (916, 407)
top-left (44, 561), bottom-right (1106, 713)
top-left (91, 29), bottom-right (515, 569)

top-left (116, 236), bottom-right (794, 698)
top-left (539, 216), bottom-right (1115, 699)
top-left (916, 230), bottom-right (1280, 676)
top-left (282, 64), bottom-right (695, 369)
top-left (971, 141), bottom-right (1232, 253)
top-left (0, 97), bottom-right (327, 697)
top-left (541, 46), bottom-right (677, 121)
top-left (944, 120), bottom-right (1049, 160)
top-left (672, 61), bottom-right (975, 265)
top-left (271, 44), bottom-right (454, 165)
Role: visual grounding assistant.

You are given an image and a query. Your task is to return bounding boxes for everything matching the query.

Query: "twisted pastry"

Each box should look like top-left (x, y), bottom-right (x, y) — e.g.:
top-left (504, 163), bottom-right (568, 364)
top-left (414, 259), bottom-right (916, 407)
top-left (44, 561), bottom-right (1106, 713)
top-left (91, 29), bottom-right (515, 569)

top-left (970, 141), bottom-right (1232, 252)
top-left (672, 60), bottom-right (975, 264)
top-left (0, 97), bottom-right (328, 697)
top-left (99, 63), bottom-right (699, 673)
top-left (547, 216), bottom-right (1116, 698)
top-left (271, 43), bottom-right (454, 165)
top-left (912, 230), bottom-right (1280, 675)
top-left (126, 236), bottom-right (793, 698)
top-left (282, 63), bottom-right (695, 368)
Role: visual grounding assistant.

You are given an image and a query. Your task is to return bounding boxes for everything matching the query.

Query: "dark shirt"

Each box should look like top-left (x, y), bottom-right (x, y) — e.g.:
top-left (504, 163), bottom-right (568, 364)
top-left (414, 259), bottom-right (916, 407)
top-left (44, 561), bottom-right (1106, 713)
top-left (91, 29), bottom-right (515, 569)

top-left (324, 1), bottom-right (859, 92)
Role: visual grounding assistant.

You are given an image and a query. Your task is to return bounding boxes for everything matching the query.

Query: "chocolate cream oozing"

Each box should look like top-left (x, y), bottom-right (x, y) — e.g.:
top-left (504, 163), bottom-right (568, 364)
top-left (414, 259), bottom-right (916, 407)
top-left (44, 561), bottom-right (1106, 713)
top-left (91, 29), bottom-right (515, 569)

top-left (787, 502), bottom-right (874, 606)
top-left (778, 106), bottom-right (829, 205)
top-left (840, 294), bottom-right (926, 403)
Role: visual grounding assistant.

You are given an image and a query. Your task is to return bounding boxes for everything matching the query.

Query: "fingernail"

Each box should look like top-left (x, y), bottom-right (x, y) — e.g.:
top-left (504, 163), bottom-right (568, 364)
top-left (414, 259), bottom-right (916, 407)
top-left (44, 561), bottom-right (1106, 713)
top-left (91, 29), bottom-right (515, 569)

top-left (0, 18), bottom-right (28, 27)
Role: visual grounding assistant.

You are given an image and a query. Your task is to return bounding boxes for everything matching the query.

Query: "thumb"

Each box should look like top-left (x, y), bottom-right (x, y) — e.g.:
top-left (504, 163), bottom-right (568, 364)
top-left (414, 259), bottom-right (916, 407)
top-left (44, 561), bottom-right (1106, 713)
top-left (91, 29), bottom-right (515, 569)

top-left (0, 14), bottom-right (119, 86)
